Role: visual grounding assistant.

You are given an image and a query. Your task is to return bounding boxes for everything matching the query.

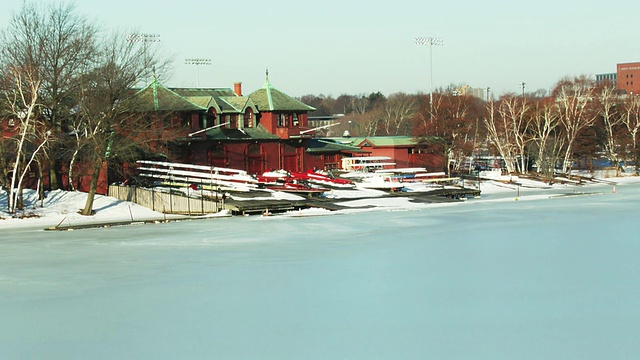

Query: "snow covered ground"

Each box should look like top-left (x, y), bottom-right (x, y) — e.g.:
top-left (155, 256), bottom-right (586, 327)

top-left (1, 172), bottom-right (637, 231)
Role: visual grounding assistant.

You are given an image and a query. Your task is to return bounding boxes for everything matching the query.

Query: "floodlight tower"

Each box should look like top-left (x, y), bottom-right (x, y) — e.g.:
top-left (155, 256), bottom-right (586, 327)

top-left (126, 33), bottom-right (161, 85)
top-left (185, 58), bottom-right (212, 87)
top-left (415, 37), bottom-right (443, 121)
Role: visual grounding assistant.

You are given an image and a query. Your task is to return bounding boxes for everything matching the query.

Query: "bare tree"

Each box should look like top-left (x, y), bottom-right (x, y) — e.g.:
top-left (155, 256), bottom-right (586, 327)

top-left (595, 83), bottom-right (625, 175)
top-left (73, 33), bottom-right (144, 215)
top-left (529, 98), bottom-right (563, 179)
top-left (380, 92), bottom-right (418, 135)
top-left (415, 93), bottom-right (480, 175)
top-left (0, 2), bottom-right (48, 213)
top-left (496, 95), bottom-right (532, 173)
top-left (352, 95), bottom-right (370, 115)
top-left (73, 29), bottom-right (172, 215)
top-left (0, 1), bottom-right (101, 209)
top-left (621, 94), bottom-right (640, 174)
top-left (552, 76), bottom-right (598, 175)
top-left (483, 97), bottom-right (518, 173)
top-left (38, 2), bottom-right (99, 190)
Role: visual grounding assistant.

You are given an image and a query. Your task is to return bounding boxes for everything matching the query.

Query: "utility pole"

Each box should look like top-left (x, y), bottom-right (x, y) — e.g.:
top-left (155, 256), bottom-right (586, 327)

top-left (415, 37), bottom-right (443, 121)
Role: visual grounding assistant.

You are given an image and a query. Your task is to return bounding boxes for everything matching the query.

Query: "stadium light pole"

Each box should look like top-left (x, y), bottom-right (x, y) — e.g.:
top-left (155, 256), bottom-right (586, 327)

top-left (126, 33), bottom-right (161, 86)
top-left (185, 58), bottom-right (212, 87)
top-left (415, 37), bottom-right (443, 121)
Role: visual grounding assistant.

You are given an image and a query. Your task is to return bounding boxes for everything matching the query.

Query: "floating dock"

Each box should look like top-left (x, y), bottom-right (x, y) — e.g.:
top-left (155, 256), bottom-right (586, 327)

top-left (224, 187), bottom-right (480, 215)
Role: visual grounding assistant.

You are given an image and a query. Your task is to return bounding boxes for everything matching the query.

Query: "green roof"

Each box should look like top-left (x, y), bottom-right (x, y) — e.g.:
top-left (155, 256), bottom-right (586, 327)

top-left (218, 96), bottom-right (256, 114)
top-left (182, 95), bottom-right (218, 109)
top-left (249, 76), bottom-right (315, 112)
top-left (204, 124), bottom-right (280, 141)
top-left (134, 80), bottom-right (206, 112)
top-left (170, 88), bottom-right (256, 114)
top-left (133, 79), bottom-right (312, 114)
top-left (329, 136), bottom-right (419, 148)
top-left (305, 139), bottom-right (369, 154)
top-left (357, 136), bottom-right (419, 147)
top-left (170, 88), bottom-right (236, 97)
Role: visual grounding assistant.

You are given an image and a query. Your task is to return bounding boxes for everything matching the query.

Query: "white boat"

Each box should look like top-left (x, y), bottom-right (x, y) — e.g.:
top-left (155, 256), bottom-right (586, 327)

top-left (136, 160), bottom-right (259, 192)
top-left (374, 168), bottom-right (446, 182)
top-left (341, 156), bottom-right (396, 170)
top-left (340, 156), bottom-right (396, 179)
top-left (355, 174), bottom-right (404, 190)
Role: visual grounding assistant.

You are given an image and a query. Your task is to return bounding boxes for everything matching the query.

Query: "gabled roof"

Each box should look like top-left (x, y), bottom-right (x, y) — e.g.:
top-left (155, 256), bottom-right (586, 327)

top-left (170, 88), bottom-right (236, 97)
top-left (183, 96), bottom-right (219, 110)
top-left (218, 96), bottom-right (257, 114)
top-left (204, 124), bottom-right (280, 141)
top-left (305, 138), bottom-right (369, 154)
top-left (357, 136), bottom-right (419, 147)
top-left (249, 75), bottom-right (315, 112)
top-left (170, 87), bottom-right (256, 114)
top-left (134, 79), bottom-right (206, 112)
top-left (330, 136), bottom-right (420, 148)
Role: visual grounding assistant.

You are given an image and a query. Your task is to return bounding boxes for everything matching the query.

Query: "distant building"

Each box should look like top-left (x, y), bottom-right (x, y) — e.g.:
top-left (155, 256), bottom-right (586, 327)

top-left (616, 62), bottom-right (640, 95)
top-left (595, 72), bottom-right (617, 83)
top-left (452, 85), bottom-right (486, 100)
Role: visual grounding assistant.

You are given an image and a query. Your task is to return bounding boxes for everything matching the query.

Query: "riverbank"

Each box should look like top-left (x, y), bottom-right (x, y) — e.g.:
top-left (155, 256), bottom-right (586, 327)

top-left (1, 173), bottom-right (638, 231)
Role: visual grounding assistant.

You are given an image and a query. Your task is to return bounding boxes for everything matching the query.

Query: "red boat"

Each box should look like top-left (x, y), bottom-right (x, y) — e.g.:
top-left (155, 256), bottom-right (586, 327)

top-left (289, 170), bottom-right (355, 189)
top-left (256, 170), bottom-right (329, 196)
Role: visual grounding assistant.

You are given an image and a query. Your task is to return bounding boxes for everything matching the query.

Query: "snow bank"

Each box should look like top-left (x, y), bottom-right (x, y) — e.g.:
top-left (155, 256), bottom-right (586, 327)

top-left (2, 174), bottom-right (639, 230)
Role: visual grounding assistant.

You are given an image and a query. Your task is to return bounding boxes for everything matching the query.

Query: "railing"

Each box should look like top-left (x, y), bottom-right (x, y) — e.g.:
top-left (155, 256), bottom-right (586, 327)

top-left (108, 185), bottom-right (223, 215)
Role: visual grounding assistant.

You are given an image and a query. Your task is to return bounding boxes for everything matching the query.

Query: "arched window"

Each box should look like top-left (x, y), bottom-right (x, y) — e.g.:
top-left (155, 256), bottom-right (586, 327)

top-left (207, 108), bottom-right (218, 126)
top-left (244, 108), bottom-right (254, 128)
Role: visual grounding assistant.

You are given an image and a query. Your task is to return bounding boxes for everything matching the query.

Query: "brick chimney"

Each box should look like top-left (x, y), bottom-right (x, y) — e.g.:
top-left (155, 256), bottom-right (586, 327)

top-left (234, 82), bottom-right (242, 96)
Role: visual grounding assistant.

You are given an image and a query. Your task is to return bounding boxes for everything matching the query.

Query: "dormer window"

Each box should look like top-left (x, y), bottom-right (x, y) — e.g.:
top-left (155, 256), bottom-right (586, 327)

top-left (198, 113), bottom-right (206, 129)
top-left (244, 108), bottom-right (254, 128)
top-left (207, 108), bottom-right (218, 126)
top-left (292, 113), bottom-right (299, 127)
top-left (230, 114), bottom-right (237, 128)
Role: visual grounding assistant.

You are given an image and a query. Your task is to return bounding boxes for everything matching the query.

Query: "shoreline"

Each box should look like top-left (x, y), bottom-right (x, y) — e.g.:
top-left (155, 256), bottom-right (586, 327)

top-left (1, 175), bottom-right (638, 231)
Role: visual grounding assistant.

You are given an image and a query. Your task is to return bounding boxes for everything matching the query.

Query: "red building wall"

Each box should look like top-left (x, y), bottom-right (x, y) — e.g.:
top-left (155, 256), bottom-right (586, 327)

top-left (617, 62), bottom-right (640, 95)
top-left (258, 112), bottom-right (310, 139)
top-left (357, 146), bottom-right (425, 169)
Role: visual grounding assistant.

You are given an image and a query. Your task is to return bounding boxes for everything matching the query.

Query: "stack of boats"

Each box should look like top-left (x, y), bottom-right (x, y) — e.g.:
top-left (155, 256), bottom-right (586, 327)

top-left (136, 160), bottom-right (260, 193)
top-left (338, 156), bottom-right (449, 191)
top-left (136, 160), bottom-right (356, 196)
top-left (135, 157), bottom-right (454, 196)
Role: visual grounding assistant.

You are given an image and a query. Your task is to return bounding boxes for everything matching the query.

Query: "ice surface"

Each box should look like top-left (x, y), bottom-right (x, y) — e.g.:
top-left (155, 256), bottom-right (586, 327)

top-left (1, 179), bottom-right (640, 359)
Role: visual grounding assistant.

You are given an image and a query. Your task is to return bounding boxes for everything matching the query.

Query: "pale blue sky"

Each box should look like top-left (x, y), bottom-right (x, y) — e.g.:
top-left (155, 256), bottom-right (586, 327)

top-left (2, 0), bottom-right (639, 97)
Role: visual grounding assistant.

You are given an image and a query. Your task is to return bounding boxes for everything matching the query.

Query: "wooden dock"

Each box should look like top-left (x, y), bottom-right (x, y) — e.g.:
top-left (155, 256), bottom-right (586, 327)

top-left (224, 187), bottom-right (480, 215)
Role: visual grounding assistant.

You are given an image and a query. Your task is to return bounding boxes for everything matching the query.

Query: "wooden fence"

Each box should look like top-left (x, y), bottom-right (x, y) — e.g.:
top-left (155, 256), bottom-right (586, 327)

top-left (108, 185), bottom-right (223, 215)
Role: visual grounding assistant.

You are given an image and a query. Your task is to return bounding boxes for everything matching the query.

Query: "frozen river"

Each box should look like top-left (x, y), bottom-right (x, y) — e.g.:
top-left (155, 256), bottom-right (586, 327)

top-left (2, 184), bottom-right (640, 359)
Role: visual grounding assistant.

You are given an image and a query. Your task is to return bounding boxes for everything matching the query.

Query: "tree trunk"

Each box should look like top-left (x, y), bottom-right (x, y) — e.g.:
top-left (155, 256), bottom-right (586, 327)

top-left (81, 161), bottom-right (103, 216)
top-left (49, 163), bottom-right (59, 190)
top-left (36, 159), bottom-right (45, 206)
top-left (69, 145), bottom-right (80, 191)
